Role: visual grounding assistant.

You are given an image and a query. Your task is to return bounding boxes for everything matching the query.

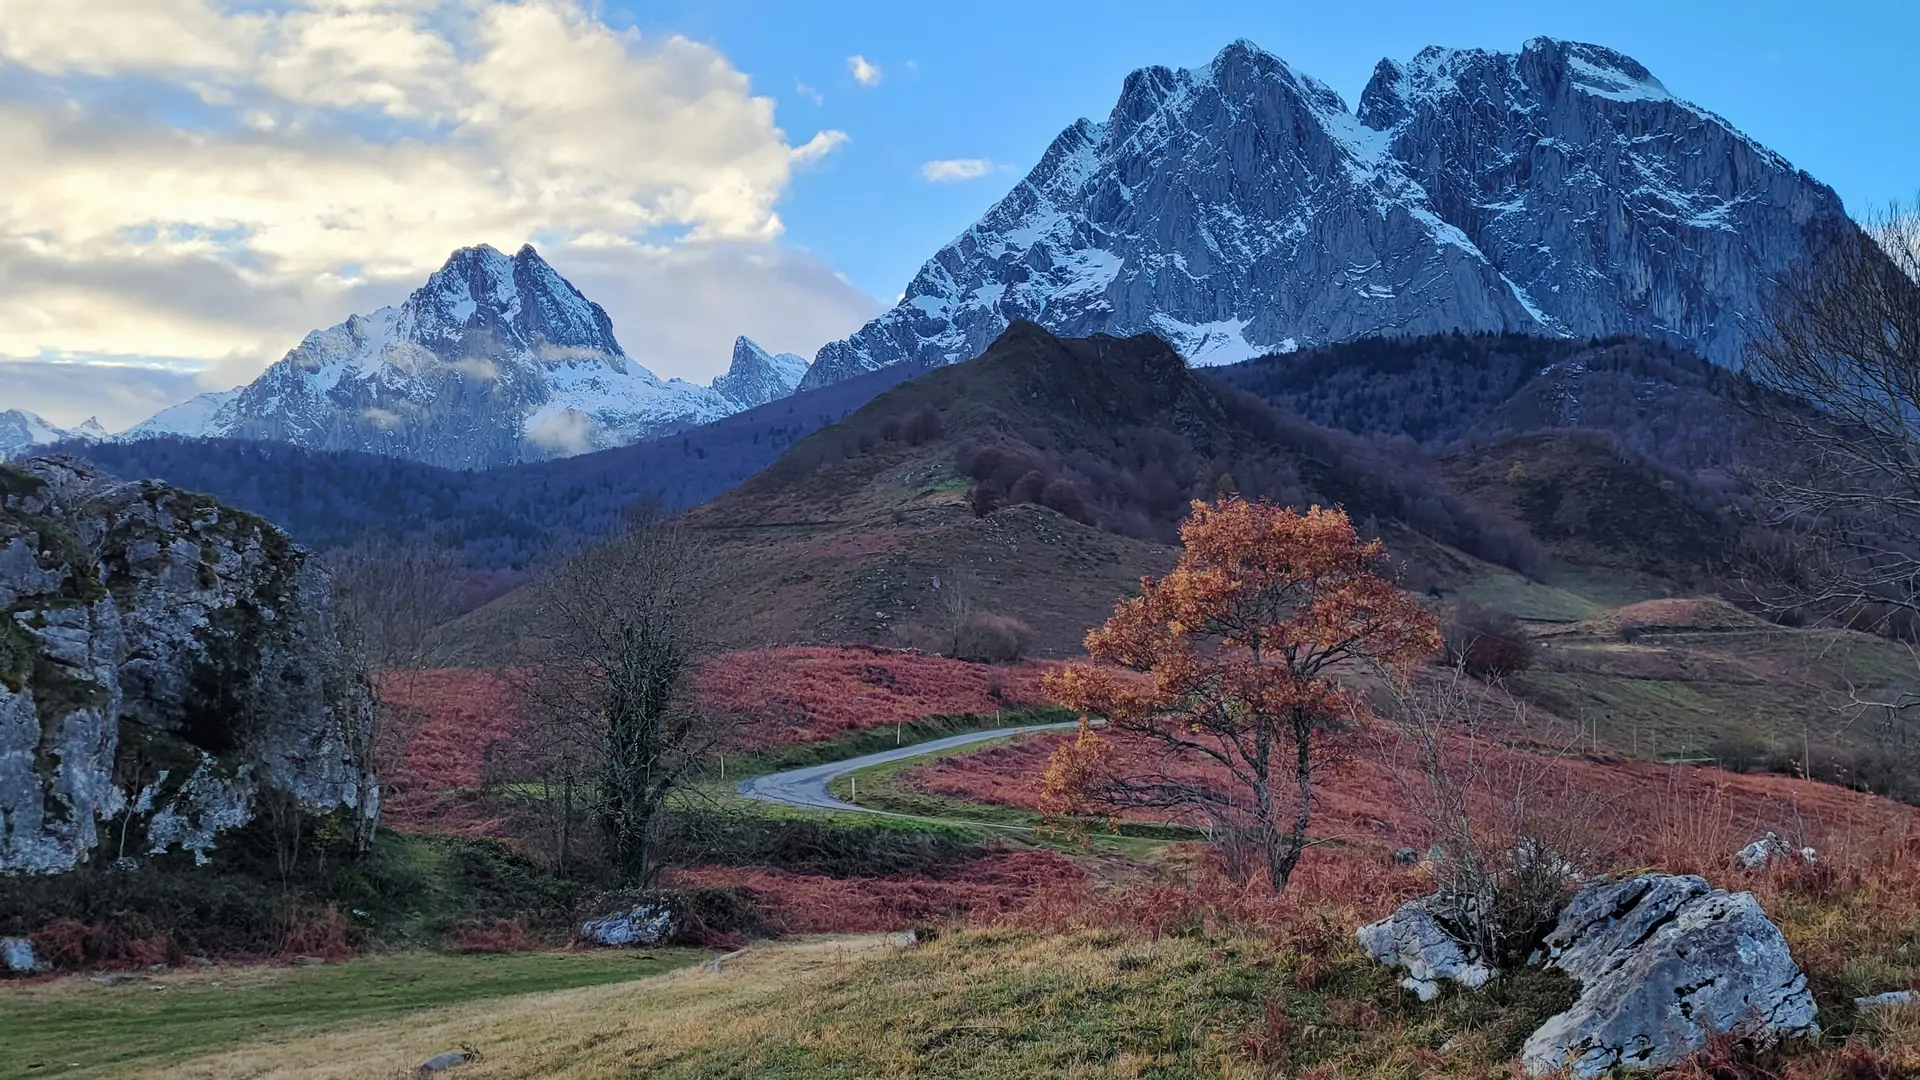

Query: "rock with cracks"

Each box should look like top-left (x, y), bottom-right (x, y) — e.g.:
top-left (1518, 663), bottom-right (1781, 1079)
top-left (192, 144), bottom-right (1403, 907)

top-left (1356, 897), bottom-right (1494, 1002)
top-left (1521, 873), bottom-right (1818, 1077)
top-left (578, 904), bottom-right (679, 948)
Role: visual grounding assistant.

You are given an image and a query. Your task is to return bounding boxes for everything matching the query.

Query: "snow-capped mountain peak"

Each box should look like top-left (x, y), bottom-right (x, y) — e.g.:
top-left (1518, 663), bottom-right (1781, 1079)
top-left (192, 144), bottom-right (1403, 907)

top-left (121, 244), bottom-right (755, 468)
top-left (800, 37), bottom-right (1845, 390)
top-left (0, 409), bottom-right (104, 461)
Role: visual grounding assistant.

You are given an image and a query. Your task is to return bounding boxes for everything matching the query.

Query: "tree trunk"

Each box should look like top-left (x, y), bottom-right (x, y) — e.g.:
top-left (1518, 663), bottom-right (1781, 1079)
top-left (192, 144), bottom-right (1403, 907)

top-left (1268, 711), bottom-right (1315, 894)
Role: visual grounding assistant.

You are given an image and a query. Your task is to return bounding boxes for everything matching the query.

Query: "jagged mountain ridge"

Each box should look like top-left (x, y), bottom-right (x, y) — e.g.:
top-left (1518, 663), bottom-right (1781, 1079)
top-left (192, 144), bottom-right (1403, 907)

top-left (714, 337), bottom-right (810, 409)
top-left (801, 37), bottom-right (1845, 389)
top-left (0, 410), bottom-right (104, 461)
top-left (119, 246), bottom-right (801, 469)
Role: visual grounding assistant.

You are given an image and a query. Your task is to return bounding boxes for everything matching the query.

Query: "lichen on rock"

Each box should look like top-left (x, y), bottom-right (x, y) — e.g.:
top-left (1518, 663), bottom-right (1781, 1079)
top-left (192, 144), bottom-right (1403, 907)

top-left (0, 458), bottom-right (375, 875)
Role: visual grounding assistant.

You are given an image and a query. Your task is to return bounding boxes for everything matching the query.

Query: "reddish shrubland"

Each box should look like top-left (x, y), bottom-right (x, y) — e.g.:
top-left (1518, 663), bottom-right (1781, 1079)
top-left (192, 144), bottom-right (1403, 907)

top-left (666, 849), bottom-right (1080, 935)
top-left (278, 907), bottom-right (355, 962)
top-left (695, 645), bottom-right (1056, 749)
top-left (453, 918), bottom-right (536, 954)
top-left (378, 648), bottom-right (1057, 833)
top-left (911, 731), bottom-right (1919, 870)
top-left (377, 668), bottom-right (526, 833)
top-left (30, 919), bottom-right (181, 971)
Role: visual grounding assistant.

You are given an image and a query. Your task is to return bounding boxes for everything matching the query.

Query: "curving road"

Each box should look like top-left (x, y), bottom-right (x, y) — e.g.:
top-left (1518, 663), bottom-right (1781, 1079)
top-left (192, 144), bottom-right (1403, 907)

top-left (736, 721), bottom-right (1080, 826)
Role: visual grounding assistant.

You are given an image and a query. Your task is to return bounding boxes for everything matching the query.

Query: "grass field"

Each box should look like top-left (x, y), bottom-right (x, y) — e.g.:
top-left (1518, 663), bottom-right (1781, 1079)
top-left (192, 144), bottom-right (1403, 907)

top-left (1, 949), bottom-right (703, 1080)
top-left (14, 928), bottom-right (1590, 1080)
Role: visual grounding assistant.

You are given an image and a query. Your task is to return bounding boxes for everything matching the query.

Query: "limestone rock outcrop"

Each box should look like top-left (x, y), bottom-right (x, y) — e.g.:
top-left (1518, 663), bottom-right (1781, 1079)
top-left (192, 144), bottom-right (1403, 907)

top-left (0, 459), bottom-right (375, 874)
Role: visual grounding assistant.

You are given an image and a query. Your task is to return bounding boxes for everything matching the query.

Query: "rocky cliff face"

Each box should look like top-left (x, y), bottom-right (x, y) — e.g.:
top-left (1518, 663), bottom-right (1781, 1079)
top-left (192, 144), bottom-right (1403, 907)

top-left (712, 337), bottom-right (810, 410)
top-left (1358, 39), bottom-right (1840, 366)
top-left (121, 245), bottom-right (747, 469)
top-left (0, 459), bottom-right (373, 874)
top-left (801, 38), bottom-right (1846, 389)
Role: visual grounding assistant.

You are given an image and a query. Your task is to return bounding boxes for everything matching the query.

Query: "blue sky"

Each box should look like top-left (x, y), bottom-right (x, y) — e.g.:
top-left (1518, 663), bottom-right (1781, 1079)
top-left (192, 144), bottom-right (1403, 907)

top-left (0, 0), bottom-right (1913, 431)
top-left (624, 0), bottom-right (1920, 300)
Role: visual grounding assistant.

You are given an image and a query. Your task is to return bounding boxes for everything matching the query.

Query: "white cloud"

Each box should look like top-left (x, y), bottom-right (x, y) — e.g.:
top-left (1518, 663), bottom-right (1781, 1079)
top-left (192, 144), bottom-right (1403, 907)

top-left (524, 408), bottom-right (594, 455)
top-left (921, 158), bottom-right (994, 183)
top-left (795, 81), bottom-right (822, 106)
top-left (0, 0), bottom-right (872, 427)
top-left (847, 54), bottom-right (881, 87)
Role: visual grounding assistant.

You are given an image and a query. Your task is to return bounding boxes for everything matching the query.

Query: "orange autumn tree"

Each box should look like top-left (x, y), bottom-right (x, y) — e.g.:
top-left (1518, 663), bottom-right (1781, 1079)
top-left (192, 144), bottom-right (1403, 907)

top-left (1042, 498), bottom-right (1440, 893)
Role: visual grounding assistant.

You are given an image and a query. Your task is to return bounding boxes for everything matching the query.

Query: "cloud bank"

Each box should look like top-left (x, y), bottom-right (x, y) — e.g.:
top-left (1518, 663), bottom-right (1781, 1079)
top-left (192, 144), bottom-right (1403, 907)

top-left (0, 0), bottom-right (882, 429)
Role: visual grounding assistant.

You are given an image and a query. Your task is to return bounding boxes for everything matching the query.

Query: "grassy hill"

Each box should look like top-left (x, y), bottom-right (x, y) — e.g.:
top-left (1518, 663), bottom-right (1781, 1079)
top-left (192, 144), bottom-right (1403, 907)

top-left (446, 323), bottom-right (1572, 659)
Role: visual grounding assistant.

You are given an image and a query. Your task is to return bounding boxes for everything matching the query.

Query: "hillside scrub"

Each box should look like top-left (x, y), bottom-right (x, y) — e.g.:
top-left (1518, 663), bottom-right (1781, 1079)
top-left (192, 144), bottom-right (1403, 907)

top-left (1443, 602), bottom-right (1535, 678)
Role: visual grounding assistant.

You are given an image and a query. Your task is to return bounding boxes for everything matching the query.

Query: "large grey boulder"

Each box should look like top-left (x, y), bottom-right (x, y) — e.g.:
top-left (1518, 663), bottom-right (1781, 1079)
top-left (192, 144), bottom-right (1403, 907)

top-left (1521, 874), bottom-right (1818, 1077)
top-left (0, 459), bottom-right (376, 874)
top-left (1356, 897), bottom-right (1494, 1001)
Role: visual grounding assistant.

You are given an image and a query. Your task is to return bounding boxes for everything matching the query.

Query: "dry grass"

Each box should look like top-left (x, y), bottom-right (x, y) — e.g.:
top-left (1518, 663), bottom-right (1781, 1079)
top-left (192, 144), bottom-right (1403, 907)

top-left (120, 936), bottom-right (892, 1080)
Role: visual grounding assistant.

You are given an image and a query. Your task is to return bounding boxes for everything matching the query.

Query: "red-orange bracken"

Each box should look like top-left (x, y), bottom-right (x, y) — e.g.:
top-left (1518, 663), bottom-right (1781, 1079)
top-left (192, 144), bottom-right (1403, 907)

top-left (1042, 498), bottom-right (1440, 894)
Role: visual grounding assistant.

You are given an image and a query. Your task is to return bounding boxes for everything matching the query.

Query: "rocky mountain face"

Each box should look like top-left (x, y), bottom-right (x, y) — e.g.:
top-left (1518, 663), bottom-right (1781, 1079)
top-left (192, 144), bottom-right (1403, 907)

top-left (0, 411), bottom-right (104, 462)
top-left (120, 245), bottom-right (758, 469)
top-left (801, 38), bottom-right (1845, 390)
top-left (713, 337), bottom-right (809, 410)
top-left (0, 459), bottom-right (374, 874)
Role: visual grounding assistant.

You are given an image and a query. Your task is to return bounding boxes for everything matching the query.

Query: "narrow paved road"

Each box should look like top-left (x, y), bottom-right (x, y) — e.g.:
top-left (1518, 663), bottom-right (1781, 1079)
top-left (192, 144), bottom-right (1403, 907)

top-left (736, 721), bottom-right (1079, 823)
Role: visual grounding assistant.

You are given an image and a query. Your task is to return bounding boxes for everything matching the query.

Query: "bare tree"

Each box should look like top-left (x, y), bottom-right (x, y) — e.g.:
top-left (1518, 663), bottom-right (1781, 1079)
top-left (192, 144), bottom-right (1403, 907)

top-left (937, 568), bottom-right (973, 657)
top-left (517, 508), bottom-right (730, 885)
top-left (1742, 204), bottom-right (1920, 730)
top-left (328, 540), bottom-right (467, 850)
top-left (1743, 206), bottom-right (1920, 625)
top-left (1373, 666), bottom-right (1614, 966)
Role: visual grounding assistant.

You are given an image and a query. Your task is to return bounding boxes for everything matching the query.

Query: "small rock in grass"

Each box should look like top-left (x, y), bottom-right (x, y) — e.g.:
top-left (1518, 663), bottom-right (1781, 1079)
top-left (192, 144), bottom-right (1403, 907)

top-left (293, 955), bottom-right (327, 967)
top-left (185, 955), bottom-right (215, 968)
top-left (2, 937), bottom-right (47, 975)
top-left (1736, 832), bottom-right (1815, 871)
top-left (1855, 990), bottom-right (1917, 1015)
top-left (417, 1050), bottom-right (475, 1074)
top-left (888, 930), bottom-right (919, 949)
top-left (1356, 897), bottom-right (1494, 1002)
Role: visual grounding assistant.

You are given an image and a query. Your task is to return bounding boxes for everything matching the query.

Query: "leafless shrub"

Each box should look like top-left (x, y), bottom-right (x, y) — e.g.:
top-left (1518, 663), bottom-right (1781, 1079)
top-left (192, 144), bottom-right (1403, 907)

top-left (953, 613), bottom-right (1033, 663)
top-left (328, 539), bottom-right (467, 849)
top-left (1442, 601), bottom-right (1535, 678)
top-left (1374, 666), bottom-right (1616, 966)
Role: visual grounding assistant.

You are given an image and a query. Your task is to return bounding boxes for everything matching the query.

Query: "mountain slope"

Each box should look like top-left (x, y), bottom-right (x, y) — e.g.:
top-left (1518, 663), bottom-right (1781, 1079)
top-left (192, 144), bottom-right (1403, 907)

top-left (446, 323), bottom-right (1552, 660)
top-left (1212, 332), bottom-right (1762, 472)
top-left (800, 37), bottom-right (1844, 389)
top-left (121, 245), bottom-right (747, 469)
